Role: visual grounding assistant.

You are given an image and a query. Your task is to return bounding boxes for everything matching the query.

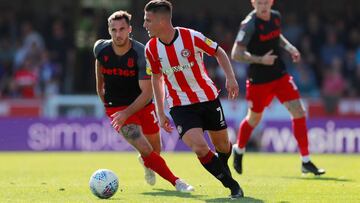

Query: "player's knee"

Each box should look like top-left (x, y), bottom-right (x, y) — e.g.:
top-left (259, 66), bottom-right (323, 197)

top-left (215, 141), bottom-right (230, 153)
top-left (246, 111), bottom-right (262, 127)
top-left (292, 106), bottom-right (306, 118)
top-left (138, 143), bottom-right (153, 156)
top-left (247, 116), bottom-right (261, 127)
top-left (151, 144), bottom-right (161, 154)
top-left (298, 109), bottom-right (306, 118)
top-left (192, 144), bottom-right (210, 157)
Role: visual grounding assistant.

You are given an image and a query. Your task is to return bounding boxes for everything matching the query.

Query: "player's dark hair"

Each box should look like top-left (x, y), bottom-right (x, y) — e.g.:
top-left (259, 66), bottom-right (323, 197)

top-left (144, 0), bottom-right (172, 16)
top-left (108, 10), bottom-right (132, 26)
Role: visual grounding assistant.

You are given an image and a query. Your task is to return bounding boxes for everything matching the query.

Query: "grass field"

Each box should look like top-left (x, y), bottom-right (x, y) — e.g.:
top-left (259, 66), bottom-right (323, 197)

top-left (0, 152), bottom-right (359, 203)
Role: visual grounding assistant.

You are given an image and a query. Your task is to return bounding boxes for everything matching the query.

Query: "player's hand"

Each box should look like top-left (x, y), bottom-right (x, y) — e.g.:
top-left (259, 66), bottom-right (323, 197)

top-left (111, 111), bottom-right (129, 131)
top-left (290, 47), bottom-right (301, 63)
top-left (261, 50), bottom-right (278, 65)
top-left (226, 77), bottom-right (239, 100)
top-left (158, 113), bottom-right (173, 133)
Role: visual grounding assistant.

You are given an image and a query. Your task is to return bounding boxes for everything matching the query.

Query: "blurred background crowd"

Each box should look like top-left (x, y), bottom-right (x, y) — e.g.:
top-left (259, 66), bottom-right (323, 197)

top-left (0, 0), bottom-right (359, 115)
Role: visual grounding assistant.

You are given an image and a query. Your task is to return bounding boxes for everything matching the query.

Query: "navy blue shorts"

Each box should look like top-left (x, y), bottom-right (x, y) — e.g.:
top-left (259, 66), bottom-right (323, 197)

top-left (169, 98), bottom-right (227, 138)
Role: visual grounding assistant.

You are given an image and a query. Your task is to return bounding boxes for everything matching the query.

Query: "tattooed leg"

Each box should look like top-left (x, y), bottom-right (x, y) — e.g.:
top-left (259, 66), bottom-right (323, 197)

top-left (120, 124), bottom-right (142, 140)
top-left (283, 99), bottom-right (306, 119)
top-left (120, 124), bottom-right (153, 156)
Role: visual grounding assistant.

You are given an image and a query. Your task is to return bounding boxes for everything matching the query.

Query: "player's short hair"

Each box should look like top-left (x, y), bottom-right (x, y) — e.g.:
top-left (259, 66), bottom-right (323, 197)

top-left (144, 0), bottom-right (172, 16)
top-left (108, 10), bottom-right (132, 26)
top-left (251, 0), bottom-right (274, 3)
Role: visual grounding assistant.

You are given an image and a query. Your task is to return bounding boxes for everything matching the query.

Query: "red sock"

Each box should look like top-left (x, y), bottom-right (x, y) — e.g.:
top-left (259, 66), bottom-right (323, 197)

top-left (236, 120), bottom-right (254, 149)
top-left (142, 151), bottom-right (178, 186)
top-left (198, 150), bottom-right (215, 164)
top-left (292, 117), bottom-right (309, 156)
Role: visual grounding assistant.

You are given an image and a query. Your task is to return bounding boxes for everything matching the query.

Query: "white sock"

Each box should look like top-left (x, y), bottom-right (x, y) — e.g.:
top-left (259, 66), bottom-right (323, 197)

top-left (302, 155), bottom-right (310, 163)
top-left (233, 144), bottom-right (245, 154)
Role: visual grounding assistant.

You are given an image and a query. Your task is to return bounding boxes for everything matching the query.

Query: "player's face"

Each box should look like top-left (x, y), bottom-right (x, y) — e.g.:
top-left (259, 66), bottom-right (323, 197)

top-left (108, 19), bottom-right (132, 47)
top-left (143, 11), bottom-right (161, 38)
top-left (252, 0), bottom-right (273, 18)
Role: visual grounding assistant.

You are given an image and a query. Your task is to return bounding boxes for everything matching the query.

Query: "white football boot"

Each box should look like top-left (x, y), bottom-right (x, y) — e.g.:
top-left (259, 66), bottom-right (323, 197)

top-left (138, 155), bottom-right (156, 185)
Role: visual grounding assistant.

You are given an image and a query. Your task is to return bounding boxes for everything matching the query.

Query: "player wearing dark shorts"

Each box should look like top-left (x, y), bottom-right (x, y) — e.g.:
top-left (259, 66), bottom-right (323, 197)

top-left (144, 0), bottom-right (243, 199)
top-left (170, 98), bottom-right (227, 138)
top-left (94, 10), bottom-right (193, 192)
top-left (231, 0), bottom-right (325, 176)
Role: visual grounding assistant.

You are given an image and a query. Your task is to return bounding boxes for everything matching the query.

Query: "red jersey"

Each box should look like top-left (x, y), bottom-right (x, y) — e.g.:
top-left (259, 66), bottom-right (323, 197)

top-left (145, 27), bottom-right (219, 108)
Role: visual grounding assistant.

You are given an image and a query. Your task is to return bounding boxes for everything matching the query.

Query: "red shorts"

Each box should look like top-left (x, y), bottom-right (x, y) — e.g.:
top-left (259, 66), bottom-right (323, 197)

top-left (246, 74), bottom-right (300, 113)
top-left (105, 103), bottom-right (160, 134)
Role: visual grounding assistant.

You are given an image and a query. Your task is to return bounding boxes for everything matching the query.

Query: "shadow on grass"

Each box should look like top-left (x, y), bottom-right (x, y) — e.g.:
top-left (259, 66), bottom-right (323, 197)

top-left (281, 176), bottom-right (353, 182)
top-left (143, 189), bottom-right (264, 202)
top-left (142, 188), bottom-right (206, 198)
top-left (205, 196), bottom-right (264, 203)
top-left (106, 198), bottom-right (123, 201)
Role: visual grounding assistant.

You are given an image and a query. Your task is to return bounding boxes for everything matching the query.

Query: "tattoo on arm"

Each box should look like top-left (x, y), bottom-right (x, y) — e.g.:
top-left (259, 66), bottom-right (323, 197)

top-left (236, 50), bottom-right (262, 64)
top-left (120, 124), bottom-right (142, 140)
top-left (232, 43), bottom-right (263, 64)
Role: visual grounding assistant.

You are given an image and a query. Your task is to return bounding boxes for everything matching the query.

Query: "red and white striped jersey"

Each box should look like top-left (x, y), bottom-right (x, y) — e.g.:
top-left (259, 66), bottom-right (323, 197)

top-left (145, 27), bottom-right (219, 108)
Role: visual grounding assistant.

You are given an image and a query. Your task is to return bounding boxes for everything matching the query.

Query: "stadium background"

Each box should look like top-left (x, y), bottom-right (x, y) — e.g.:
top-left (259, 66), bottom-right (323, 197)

top-left (0, 0), bottom-right (359, 153)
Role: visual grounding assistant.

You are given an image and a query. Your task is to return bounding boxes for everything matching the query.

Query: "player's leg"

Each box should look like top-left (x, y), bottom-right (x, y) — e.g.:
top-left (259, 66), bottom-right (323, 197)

top-left (137, 132), bottom-right (161, 185)
top-left (181, 128), bottom-right (243, 198)
top-left (141, 103), bottom-right (162, 154)
top-left (233, 82), bottom-right (272, 174)
top-left (144, 132), bottom-right (161, 154)
top-left (236, 109), bottom-right (263, 151)
top-left (278, 75), bottom-right (325, 175)
top-left (137, 103), bottom-right (162, 185)
top-left (283, 99), bottom-right (308, 156)
top-left (138, 134), bottom-right (159, 186)
top-left (119, 124), bottom-right (187, 189)
top-left (202, 98), bottom-right (233, 177)
top-left (208, 129), bottom-right (232, 176)
top-left (283, 99), bottom-right (325, 175)
top-left (233, 108), bottom-right (264, 174)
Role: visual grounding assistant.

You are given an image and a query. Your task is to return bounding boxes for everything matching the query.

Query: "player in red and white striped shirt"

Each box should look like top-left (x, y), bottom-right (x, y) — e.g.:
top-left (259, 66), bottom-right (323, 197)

top-left (144, 0), bottom-right (243, 199)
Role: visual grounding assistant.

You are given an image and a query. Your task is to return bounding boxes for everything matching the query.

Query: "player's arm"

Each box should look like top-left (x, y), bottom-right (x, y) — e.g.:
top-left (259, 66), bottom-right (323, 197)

top-left (151, 73), bottom-right (165, 116)
top-left (231, 43), bottom-right (263, 64)
top-left (214, 46), bottom-right (239, 100)
top-left (231, 41), bottom-right (278, 66)
top-left (95, 59), bottom-right (105, 103)
top-left (151, 73), bottom-right (172, 132)
top-left (279, 34), bottom-right (301, 62)
top-left (111, 79), bottom-right (153, 131)
top-left (231, 15), bottom-right (277, 65)
top-left (231, 16), bottom-right (264, 64)
top-left (120, 79), bottom-right (153, 118)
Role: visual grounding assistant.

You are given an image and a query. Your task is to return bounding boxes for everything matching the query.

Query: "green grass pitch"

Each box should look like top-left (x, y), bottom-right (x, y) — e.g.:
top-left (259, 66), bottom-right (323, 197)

top-left (0, 152), bottom-right (359, 202)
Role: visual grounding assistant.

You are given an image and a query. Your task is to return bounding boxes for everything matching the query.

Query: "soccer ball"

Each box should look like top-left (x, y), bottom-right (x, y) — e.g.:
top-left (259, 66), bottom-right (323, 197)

top-left (89, 169), bottom-right (119, 199)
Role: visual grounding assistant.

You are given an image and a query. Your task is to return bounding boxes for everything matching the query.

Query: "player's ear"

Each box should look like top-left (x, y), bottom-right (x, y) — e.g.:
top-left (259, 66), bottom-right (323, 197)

top-left (251, 0), bottom-right (256, 7)
top-left (129, 25), bottom-right (133, 34)
top-left (108, 27), bottom-right (111, 36)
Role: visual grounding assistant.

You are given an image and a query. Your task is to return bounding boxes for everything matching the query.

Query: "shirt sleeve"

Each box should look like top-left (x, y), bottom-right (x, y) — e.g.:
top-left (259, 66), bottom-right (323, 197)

top-left (93, 39), bottom-right (105, 59)
top-left (193, 30), bottom-right (218, 56)
top-left (145, 42), bottom-right (161, 74)
top-left (138, 52), bottom-right (151, 80)
top-left (133, 41), bottom-right (151, 80)
top-left (235, 14), bottom-right (256, 46)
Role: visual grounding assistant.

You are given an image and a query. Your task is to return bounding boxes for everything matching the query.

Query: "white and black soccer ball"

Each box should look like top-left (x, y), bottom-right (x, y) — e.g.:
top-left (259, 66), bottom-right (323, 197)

top-left (89, 169), bottom-right (119, 199)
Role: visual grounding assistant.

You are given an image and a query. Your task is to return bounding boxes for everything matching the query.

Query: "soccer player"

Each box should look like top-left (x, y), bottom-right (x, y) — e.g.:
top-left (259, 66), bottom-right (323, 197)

top-left (94, 10), bottom-right (193, 192)
top-left (143, 0), bottom-right (243, 199)
top-left (231, 0), bottom-right (325, 176)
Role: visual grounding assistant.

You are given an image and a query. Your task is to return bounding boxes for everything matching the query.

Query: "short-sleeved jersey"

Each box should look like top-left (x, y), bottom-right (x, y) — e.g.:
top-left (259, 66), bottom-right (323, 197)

top-left (145, 27), bottom-right (219, 108)
top-left (93, 39), bottom-right (151, 107)
top-left (235, 10), bottom-right (287, 84)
